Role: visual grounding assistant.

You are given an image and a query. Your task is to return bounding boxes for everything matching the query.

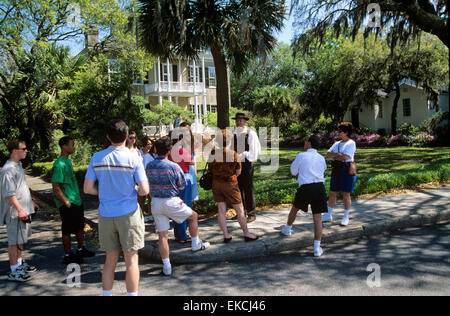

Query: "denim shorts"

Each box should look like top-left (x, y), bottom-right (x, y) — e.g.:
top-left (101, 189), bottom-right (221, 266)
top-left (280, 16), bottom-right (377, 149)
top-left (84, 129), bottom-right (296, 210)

top-left (330, 164), bottom-right (357, 193)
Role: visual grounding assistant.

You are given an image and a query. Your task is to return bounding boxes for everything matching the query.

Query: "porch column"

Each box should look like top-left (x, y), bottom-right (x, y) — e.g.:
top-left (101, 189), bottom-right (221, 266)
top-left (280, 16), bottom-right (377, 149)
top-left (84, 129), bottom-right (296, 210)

top-left (167, 57), bottom-right (172, 102)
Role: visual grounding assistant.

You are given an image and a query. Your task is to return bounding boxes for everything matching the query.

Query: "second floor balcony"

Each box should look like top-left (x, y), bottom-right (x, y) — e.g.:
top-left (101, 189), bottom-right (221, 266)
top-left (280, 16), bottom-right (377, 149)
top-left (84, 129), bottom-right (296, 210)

top-left (137, 81), bottom-right (212, 96)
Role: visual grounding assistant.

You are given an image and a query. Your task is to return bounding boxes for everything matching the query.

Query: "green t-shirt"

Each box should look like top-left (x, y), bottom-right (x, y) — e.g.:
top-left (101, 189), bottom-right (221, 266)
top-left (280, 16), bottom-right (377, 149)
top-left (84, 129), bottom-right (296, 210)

top-left (51, 156), bottom-right (82, 208)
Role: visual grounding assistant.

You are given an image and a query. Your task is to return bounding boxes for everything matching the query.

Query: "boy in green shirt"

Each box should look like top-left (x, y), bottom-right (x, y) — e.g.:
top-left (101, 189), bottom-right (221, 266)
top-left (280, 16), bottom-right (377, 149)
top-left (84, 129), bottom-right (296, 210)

top-left (52, 137), bottom-right (94, 264)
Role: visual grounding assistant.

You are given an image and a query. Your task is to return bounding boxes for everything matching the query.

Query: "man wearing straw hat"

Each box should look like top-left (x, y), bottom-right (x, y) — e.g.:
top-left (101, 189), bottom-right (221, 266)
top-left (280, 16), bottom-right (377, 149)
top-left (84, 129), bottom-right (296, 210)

top-left (232, 113), bottom-right (261, 223)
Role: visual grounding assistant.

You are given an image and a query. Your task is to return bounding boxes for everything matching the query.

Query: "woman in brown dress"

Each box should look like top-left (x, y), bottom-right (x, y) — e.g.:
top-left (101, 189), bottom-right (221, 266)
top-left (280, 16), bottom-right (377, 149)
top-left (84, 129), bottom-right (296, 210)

top-left (208, 129), bottom-right (258, 243)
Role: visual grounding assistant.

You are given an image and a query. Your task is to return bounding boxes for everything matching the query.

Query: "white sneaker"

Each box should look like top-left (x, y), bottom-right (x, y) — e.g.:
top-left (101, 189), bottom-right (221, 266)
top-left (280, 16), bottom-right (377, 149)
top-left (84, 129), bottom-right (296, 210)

top-left (341, 217), bottom-right (349, 226)
top-left (322, 213), bottom-right (333, 222)
top-left (314, 247), bottom-right (324, 257)
top-left (281, 225), bottom-right (292, 236)
top-left (162, 265), bottom-right (172, 276)
top-left (192, 241), bottom-right (210, 252)
top-left (8, 267), bottom-right (30, 282)
top-left (21, 261), bottom-right (37, 273)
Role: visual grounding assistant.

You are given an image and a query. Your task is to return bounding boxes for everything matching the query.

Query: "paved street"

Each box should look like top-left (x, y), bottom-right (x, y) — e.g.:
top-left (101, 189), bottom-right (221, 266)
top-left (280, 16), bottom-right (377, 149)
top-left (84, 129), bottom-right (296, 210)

top-left (0, 208), bottom-right (448, 296)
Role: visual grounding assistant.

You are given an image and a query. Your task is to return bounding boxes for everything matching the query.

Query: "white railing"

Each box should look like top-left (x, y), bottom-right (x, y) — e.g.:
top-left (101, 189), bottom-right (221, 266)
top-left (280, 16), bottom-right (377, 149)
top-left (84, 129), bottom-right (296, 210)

top-left (143, 82), bottom-right (205, 95)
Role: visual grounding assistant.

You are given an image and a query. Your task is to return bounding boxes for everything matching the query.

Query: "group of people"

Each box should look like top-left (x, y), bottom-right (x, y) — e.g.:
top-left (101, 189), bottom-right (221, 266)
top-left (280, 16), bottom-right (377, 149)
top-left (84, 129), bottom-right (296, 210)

top-left (0, 113), bottom-right (357, 296)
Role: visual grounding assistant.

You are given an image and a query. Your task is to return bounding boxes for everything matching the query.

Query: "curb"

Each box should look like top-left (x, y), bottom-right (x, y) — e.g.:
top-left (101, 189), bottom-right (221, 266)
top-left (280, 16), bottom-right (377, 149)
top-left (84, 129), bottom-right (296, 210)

top-left (139, 209), bottom-right (450, 264)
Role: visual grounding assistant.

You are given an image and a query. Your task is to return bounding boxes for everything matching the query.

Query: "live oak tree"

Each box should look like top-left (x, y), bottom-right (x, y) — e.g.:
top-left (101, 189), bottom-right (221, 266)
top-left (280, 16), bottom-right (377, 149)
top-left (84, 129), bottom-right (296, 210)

top-left (290, 0), bottom-right (448, 53)
top-left (139, 0), bottom-right (285, 129)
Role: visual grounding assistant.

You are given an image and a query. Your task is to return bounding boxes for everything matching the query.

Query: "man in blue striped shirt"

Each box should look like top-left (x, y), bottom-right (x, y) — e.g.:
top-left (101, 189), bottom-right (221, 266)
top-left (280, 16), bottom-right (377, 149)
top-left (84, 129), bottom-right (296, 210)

top-left (84, 119), bottom-right (149, 296)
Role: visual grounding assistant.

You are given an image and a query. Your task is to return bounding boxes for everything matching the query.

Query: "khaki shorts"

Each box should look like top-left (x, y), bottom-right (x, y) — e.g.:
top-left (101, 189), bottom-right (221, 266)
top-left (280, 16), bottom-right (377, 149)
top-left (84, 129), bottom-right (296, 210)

top-left (151, 197), bottom-right (193, 233)
top-left (98, 209), bottom-right (145, 253)
top-left (7, 218), bottom-right (32, 246)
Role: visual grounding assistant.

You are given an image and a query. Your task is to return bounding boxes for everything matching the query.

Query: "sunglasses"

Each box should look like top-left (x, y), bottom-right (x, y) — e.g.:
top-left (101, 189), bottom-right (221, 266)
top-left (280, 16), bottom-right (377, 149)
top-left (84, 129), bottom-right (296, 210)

top-left (129, 136), bottom-right (136, 140)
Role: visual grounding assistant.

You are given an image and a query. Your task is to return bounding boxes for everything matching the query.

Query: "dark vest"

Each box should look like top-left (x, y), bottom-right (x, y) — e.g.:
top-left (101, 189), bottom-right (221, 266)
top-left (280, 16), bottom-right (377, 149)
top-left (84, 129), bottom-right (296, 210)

top-left (233, 132), bottom-right (249, 154)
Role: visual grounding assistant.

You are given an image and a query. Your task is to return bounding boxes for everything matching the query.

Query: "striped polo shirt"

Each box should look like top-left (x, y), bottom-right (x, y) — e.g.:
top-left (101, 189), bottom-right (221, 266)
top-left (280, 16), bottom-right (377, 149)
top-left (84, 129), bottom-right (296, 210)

top-left (85, 146), bottom-right (147, 218)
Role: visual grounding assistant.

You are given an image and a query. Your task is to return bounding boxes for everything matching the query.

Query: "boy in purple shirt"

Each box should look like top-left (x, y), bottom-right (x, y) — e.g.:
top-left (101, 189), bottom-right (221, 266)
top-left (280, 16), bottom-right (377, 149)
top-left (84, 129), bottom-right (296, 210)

top-left (146, 136), bottom-right (209, 276)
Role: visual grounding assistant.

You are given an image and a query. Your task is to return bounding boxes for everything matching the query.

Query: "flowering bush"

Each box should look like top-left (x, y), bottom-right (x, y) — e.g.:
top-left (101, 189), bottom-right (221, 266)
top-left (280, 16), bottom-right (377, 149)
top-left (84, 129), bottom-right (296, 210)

top-left (387, 134), bottom-right (408, 146)
top-left (406, 132), bottom-right (435, 147)
top-left (298, 130), bottom-right (435, 148)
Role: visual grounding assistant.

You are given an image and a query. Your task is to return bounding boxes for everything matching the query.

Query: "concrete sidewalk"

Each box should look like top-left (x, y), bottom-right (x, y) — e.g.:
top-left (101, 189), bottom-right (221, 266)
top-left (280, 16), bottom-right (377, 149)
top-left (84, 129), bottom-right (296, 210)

top-left (25, 173), bottom-right (450, 264)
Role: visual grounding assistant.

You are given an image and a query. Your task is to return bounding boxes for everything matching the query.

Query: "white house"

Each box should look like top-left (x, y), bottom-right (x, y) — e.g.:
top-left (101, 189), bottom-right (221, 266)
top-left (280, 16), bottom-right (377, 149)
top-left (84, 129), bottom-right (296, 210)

top-left (344, 82), bottom-right (449, 133)
top-left (131, 53), bottom-right (217, 133)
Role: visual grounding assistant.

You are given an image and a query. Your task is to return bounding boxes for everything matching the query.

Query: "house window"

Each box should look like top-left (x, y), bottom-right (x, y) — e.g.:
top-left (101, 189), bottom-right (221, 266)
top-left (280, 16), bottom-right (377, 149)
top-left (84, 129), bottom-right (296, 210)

top-left (378, 102), bottom-right (383, 118)
top-left (207, 104), bottom-right (217, 113)
top-left (403, 98), bottom-right (411, 117)
top-left (188, 65), bottom-right (203, 83)
top-left (172, 65), bottom-right (178, 82)
top-left (206, 67), bottom-right (216, 88)
top-left (160, 63), bottom-right (169, 82)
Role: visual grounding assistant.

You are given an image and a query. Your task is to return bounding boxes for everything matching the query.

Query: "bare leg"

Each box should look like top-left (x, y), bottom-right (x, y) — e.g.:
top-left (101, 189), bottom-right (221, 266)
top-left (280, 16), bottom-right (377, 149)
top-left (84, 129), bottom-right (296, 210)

top-left (76, 230), bottom-right (85, 249)
top-left (342, 192), bottom-right (352, 210)
top-left (313, 213), bottom-right (323, 241)
top-left (102, 250), bottom-right (120, 291)
top-left (234, 203), bottom-right (255, 239)
top-left (158, 231), bottom-right (170, 260)
top-left (287, 206), bottom-right (299, 226)
top-left (8, 245), bottom-right (20, 266)
top-left (217, 202), bottom-right (230, 238)
top-left (124, 251), bottom-right (140, 294)
top-left (328, 191), bottom-right (338, 208)
top-left (187, 211), bottom-right (199, 238)
top-left (62, 234), bottom-right (72, 254)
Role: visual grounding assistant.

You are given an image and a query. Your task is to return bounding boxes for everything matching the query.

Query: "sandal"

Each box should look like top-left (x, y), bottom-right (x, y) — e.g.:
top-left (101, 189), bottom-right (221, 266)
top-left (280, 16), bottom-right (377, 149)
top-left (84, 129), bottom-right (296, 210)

top-left (175, 237), bottom-right (192, 244)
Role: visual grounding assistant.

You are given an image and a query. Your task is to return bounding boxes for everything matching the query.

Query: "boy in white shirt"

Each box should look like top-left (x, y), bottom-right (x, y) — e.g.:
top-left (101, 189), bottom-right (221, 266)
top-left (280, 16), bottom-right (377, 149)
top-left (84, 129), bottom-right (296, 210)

top-left (281, 135), bottom-right (327, 257)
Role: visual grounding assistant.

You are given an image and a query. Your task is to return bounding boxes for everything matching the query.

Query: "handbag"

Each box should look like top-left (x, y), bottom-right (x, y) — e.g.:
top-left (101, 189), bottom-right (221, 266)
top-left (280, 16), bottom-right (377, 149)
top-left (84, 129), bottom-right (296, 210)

top-left (347, 161), bottom-right (357, 176)
top-left (199, 164), bottom-right (213, 190)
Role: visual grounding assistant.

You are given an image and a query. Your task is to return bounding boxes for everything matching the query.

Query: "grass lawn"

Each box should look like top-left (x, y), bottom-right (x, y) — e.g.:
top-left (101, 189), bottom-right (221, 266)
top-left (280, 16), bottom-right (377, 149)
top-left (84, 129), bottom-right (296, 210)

top-left (193, 146), bottom-right (450, 213)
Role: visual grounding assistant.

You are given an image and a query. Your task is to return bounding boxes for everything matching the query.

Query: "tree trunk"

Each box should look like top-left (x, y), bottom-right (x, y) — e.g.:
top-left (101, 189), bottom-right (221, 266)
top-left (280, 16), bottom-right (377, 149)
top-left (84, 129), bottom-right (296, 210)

top-left (391, 83), bottom-right (401, 135)
top-left (210, 41), bottom-right (231, 129)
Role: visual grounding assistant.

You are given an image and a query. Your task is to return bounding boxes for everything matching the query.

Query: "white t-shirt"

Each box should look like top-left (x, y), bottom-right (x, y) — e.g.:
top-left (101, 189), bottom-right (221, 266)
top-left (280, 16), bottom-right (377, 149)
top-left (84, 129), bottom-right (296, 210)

top-left (290, 149), bottom-right (326, 186)
top-left (328, 140), bottom-right (356, 162)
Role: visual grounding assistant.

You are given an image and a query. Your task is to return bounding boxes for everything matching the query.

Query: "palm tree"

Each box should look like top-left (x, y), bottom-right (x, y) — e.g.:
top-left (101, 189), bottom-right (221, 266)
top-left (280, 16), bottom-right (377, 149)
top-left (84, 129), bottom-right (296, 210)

top-left (139, 0), bottom-right (286, 128)
top-left (252, 85), bottom-right (292, 128)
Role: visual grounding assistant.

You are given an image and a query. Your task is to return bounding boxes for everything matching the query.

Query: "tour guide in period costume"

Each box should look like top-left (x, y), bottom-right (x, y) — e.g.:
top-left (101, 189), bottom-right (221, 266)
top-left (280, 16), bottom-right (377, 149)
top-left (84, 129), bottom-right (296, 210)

top-left (232, 113), bottom-right (261, 223)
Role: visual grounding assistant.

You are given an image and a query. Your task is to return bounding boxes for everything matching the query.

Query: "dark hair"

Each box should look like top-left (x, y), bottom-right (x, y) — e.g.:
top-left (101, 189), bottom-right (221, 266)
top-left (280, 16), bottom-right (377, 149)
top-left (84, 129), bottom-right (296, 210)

top-left (140, 136), bottom-right (152, 147)
top-left (338, 122), bottom-right (353, 137)
top-left (154, 136), bottom-right (172, 156)
top-left (107, 119), bottom-right (129, 143)
top-left (58, 136), bottom-right (73, 148)
top-left (307, 135), bottom-right (321, 150)
top-left (179, 122), bottom-right (191, 128)
top-left (7, 139), bottom-right (25, 153)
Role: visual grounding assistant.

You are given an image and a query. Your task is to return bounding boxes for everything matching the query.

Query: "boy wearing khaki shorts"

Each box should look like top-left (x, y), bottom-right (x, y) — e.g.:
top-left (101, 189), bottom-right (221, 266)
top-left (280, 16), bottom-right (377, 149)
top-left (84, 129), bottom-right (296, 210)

top-left (146, 136), bottom-right (209, 276)
top-left (84, 120), bottom-right (149, 296)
